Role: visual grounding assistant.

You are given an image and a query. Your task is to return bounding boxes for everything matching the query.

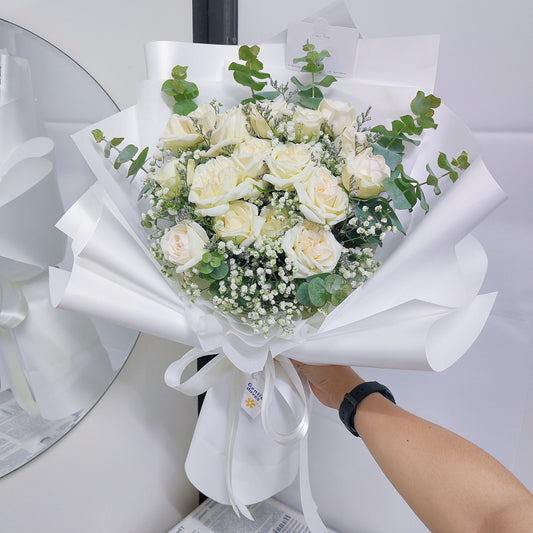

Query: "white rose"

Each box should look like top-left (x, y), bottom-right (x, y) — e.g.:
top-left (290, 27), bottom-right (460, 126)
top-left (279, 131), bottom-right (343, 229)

top-left (293, 106), bottom-right (324, 142)
top-left (282, 220), bottom-right (343, 278)
top-left (247, 99), bottom-right (293, 138)
top-left (259, 204), bottom-right (291, 237)
top-left (154, 157), bottom-right (183, 198)
top-left (318, 99), bottom-right (357, 137)
top-left (189, 156), bottom-right (257, 216)
top-left (231, 138), bottom-right (271, 179)
top-left (335, 126), bottom-right (371, 157)
top-left (210, 106), bottom-right (252, 149)
top-left (160, 220), bottom-right (208, 273)
top-left (342, 147), bottom-right (390, 199)
top-left (264, 142), bottom-right (314, 190)
top-left (188, 103), bottom-right (217, 134)
top-left (295, 166), bottom-right (349, 225)
top-left (160, 114), bottom-right (203, 149)
top-left (214, 201), bottom-right (265, 247)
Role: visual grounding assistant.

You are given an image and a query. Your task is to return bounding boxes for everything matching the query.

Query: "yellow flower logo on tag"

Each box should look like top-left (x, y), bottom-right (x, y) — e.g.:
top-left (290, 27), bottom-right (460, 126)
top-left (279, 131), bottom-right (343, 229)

top-left (245, 397), bottom-right (256, 408)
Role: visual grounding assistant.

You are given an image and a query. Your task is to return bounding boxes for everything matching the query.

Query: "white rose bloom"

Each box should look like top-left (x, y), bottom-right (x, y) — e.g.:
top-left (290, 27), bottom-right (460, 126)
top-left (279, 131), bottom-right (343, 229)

top-left (295, 166), bottom-right (349, 225)
top-left (247, 99), bottom-right (293, 138)
top-left (214, 201), bottom-right (265, 247)
top-left (264, 142), bottom-right (314, 190)
top-left (342, 147), bottom-right (390, 199)
top-left (247, 104), bottom-right (272, 139)
top-left (293, 106), bottom-right (324, 142)
top-left (335, 126), bottom-right (371, 157)
top-left (189, 156), bottom-right (257, 216)
top-left (209, 106), bottom-right (252, 150)
top-left (160, 114), bottom-right (203, 149)
top-left (282, 220), bottom-right (343, 278)
top-left (188, 103), bottom-right (217, 134)
top-left (154, 157), bottom-right (184, 198)
top-left (318, 99), bottom-right (357, 137)
top-left (160, 220), bottom-right (208, 273)
top-left (260, 204), bottom-right (291, 237)
top-left (231, 138), bottom-right (271, 179)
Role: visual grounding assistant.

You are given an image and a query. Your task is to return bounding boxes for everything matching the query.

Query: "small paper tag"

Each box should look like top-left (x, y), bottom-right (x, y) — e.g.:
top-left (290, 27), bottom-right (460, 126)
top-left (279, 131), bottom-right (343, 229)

top-left (286, 20), bottom-right (359, 78)
top-left (241, 372), bottom-right (265, 419)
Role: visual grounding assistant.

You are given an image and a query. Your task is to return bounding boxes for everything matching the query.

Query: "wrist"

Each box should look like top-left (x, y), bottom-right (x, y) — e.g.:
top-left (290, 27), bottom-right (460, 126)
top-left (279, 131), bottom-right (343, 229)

top-left (339, 382), bottom-right (396, 437)
top-left (333, 375), bottom-right (365, 410)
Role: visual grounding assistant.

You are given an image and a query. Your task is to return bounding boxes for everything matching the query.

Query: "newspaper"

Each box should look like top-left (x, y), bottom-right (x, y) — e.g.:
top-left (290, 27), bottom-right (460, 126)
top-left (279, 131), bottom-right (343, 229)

top-left (168, 497), bottom-right (338, 533)
top-left (0, 391), bottom-right (83, 476)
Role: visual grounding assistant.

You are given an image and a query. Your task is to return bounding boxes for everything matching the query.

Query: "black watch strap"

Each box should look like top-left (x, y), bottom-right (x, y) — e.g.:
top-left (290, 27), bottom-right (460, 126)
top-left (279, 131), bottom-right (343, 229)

top-left (339, 381), bottom-right (395, 437)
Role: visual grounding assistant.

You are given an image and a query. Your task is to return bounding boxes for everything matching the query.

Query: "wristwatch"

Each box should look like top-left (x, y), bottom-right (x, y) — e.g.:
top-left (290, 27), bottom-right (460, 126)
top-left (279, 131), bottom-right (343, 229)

top-left (339, 381), bottom-right (396, 437)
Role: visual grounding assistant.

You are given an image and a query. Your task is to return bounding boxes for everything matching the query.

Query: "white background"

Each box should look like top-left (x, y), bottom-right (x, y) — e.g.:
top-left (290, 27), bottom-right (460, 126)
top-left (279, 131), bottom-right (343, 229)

top-left (0, 1), bottom-right (532, 532)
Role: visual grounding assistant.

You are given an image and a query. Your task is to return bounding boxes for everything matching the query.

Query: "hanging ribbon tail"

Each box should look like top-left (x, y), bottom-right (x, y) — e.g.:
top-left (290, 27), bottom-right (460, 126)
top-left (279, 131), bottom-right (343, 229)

top-left (262, 354), bottom-right (310, 445)
top-left (165, 348), bottom-right (254, 520)
top-left (278, 359), bottom-right (326, 532)
top-left (299, 431), bottom-right (327, 533)
top-left (225, 369), bottom-right (254, 521)
top-left (0, 281), bottom-right (39, 415)
top-left (0, 328), bottom-right (39, 415)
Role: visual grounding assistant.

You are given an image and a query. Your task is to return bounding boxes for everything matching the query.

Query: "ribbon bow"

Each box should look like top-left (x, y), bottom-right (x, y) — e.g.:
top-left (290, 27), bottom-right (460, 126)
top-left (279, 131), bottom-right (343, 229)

top-left (165, 347), bottom-right (326, 530)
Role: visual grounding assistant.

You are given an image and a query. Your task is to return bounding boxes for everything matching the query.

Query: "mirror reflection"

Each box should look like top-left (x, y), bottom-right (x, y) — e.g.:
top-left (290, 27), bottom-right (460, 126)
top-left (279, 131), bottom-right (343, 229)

top-left (0, 18), bottom-right (138, 477)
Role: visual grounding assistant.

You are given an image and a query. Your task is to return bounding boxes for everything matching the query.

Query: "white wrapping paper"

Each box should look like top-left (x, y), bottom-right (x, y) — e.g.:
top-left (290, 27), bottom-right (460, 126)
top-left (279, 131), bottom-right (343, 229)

top-left (49, 36), bottom-right (506, 530)
top-left (0, 52), bottom-right (114, 420)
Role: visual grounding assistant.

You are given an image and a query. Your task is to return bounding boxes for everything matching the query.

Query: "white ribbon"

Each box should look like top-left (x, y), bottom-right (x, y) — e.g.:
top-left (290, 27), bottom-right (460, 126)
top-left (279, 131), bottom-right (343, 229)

top-left (165, 347), bottom-right (325, 528)
top-left (0, 280), bottom-right (39, 414)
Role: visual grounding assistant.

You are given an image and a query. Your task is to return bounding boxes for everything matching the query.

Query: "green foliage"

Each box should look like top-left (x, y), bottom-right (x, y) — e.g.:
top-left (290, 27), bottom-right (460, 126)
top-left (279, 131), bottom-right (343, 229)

top-left (296, 273), bottom-right (349, 309)
top-left (91, 129), bottom-right (149, 181)
top-left (161, 65), bottom-right (199, 115)
top-left (384, 151), bottom-right (471, 212)
top-left (290, 40), bottom-right (336, 109)
top-left (229, 45), bottom-right (280, 104)
top-left (198, 251), bottom-right (229, 282)
top-left (371, 91), bottom-right (441, 161)
top-left (368, 92), bottom-right (468, 213)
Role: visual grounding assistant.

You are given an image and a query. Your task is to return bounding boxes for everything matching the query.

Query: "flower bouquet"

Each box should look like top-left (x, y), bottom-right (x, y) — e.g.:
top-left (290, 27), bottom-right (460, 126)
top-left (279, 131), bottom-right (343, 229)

top-left (49, 33), bottom-right (505, 531)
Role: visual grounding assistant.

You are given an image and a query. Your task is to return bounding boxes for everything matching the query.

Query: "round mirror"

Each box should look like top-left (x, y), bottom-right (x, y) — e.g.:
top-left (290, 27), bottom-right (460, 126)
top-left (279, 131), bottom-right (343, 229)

top-left (0, 18), bottom-right (138, 477)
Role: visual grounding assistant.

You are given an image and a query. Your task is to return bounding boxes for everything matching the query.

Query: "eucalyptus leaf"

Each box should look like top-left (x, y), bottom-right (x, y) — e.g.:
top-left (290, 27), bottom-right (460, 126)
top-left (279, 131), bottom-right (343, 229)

top-left (115, 144), bottom-right (138, 168)
top-left (308, 277), bottom-right (327, 307)
top-left (437, 152), bottom-right (452, 171)
top-left (317, 75), bottom-right (336, 88)
top-left (91, 129), bottom-right (104, 142)
top-left (210, 263), bottom-right (229, 280)
top-left (331, 290), bottom-right (346, 306)
top-left (255, 90), bottom-right (281, 101)
top-left (228, 62), bottom-right (249, 73)
top-left (198, 262), bottom-right (214, 275)
top-left (298, 95), bottom-right (323, 110)
top-left (127, 146), bottom-right (149, 178)
top-left (383, 178), bottom-right (414, 210)
top-left (173, 100), bottom-right (198, 116)
top-left (324, 274), bottom-right (343, 294)
top-left (373, 145), bottom-right (402, 171)
top-left (296, 283), bottom-right (312, 306)
top-left (110, 137), bottom-right (124, 147)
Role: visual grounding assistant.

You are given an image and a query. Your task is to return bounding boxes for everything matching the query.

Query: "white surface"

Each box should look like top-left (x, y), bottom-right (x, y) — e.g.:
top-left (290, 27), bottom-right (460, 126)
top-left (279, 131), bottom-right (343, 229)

top-left (0, 1), bottom-right (531, 532)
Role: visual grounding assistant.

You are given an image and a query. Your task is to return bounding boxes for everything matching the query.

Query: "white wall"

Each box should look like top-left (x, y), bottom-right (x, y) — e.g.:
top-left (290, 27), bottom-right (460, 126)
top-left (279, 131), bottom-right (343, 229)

top-left (0, 1), bottom-right (532, 532)
top-left (0, 0), bottom-right (193, 108)
top-left (239, 0), bottom-right (533, 132)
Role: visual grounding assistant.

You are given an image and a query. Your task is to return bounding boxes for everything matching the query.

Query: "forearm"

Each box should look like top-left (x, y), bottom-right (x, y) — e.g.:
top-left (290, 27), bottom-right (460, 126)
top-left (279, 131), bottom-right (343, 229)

top-left (355, 392), bottom-right (533, 533)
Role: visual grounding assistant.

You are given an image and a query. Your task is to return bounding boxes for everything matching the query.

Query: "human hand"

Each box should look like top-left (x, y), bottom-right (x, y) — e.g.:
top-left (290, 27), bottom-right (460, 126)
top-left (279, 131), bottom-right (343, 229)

top-left (292, 362), bottom-right (364, 410)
